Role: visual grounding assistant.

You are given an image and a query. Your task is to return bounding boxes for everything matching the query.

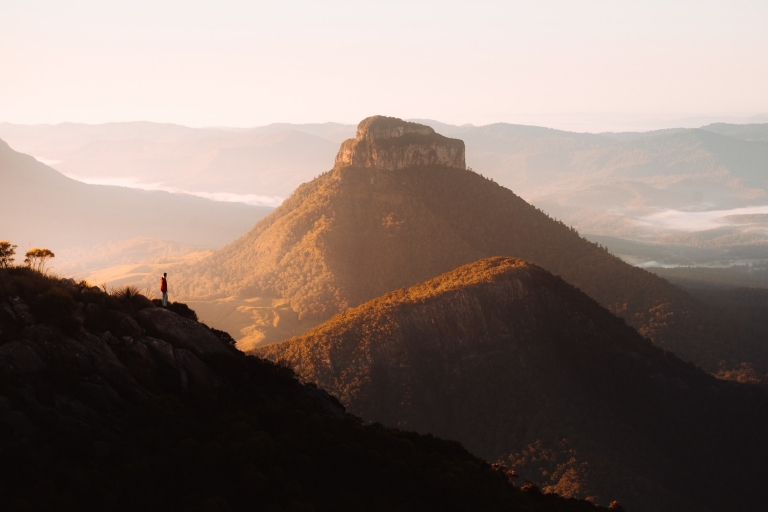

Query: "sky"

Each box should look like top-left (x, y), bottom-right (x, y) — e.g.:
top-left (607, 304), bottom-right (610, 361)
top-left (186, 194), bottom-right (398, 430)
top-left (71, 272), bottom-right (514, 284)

top-left (2, 0), bottom-right (768, 131)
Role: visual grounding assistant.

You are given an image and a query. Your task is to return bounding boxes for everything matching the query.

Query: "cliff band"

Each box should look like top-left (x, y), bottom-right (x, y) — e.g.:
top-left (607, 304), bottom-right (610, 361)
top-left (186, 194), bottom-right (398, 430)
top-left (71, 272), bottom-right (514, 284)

top-left (334, 116), bottom-right (466, 170)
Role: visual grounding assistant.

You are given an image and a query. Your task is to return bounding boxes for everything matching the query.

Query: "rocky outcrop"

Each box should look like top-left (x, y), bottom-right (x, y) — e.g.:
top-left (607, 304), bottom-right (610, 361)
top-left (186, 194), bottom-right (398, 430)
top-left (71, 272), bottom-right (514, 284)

top-left (135, 307), bottom-right (231, 358)
top-left (334, 116), bottom-right (466, 170)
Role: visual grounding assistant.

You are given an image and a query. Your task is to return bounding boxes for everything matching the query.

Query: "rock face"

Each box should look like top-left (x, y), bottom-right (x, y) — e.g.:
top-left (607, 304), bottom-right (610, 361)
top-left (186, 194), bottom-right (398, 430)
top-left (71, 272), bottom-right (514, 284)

top-left (135, 307), bottom-right (230, 358)
top-left (257, 257), bottom-right (768, 512)
top-left (334, 116), bottom-right (466, 170)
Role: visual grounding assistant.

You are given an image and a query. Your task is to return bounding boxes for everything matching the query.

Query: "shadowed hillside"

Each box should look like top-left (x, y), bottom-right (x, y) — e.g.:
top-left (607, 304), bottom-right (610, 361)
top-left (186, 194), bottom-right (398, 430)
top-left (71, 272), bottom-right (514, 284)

top-left (0, 267), bottom-right (609, 512)
top-left (257, 257), bottom-right (768, 512)
top-left (178, 117), bottom-right (767, 375)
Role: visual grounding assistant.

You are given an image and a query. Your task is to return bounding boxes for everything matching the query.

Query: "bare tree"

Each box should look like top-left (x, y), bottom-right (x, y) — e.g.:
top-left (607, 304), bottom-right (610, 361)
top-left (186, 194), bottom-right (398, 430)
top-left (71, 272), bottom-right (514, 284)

top-left (0, 241), bottom-right (17, 268)
top-left (24, 248), bottom-right (55, 273)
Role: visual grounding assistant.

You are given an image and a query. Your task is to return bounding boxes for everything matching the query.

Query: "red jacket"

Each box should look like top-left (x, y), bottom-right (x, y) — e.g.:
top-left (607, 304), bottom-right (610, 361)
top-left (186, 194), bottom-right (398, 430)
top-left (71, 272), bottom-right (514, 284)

top-left (160, 277), bottom-right (167, 293)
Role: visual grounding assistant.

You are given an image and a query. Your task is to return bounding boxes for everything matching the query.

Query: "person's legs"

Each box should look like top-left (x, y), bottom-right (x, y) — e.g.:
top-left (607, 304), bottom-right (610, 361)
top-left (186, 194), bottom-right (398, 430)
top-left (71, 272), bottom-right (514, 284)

top-left (162, 292), bottom-right (168, 307)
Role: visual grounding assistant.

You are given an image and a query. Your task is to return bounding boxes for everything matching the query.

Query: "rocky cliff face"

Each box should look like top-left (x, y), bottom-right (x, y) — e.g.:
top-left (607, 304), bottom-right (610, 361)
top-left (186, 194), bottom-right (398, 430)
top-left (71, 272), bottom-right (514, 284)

top-left (334, 116), bottom-right (466, 170)
top-left (257, 257), bottom-right (768, 512)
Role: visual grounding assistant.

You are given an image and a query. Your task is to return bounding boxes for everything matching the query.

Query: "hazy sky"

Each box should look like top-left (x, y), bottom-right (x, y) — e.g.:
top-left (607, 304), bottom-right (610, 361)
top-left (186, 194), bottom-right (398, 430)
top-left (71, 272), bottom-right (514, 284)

top-left (2, 0), bottom-right (767, 130)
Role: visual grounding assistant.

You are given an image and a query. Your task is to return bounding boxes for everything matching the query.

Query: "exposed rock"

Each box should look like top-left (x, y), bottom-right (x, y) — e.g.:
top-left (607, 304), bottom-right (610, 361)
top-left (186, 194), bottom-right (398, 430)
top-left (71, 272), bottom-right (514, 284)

top-left (84, 305), bottom-right (134, 334)
top-left (0, 340), bottom-right (47, 377)
top-left (115, 316), bottom-right (143, 338)
top-left (0, 395), bottom-right (12, 417)
top-left (12, 302), bottom-right (35, 326)
top-left (108, 335), bottom-right (178, 391)
top-left (135, 307), bottom-right (230, 358)
top-left (174, 348), bottom-right (221, 393)
top-left (334, 116), bottom-right (466, 171)
top-left (54, 394), bottom-right (104, 429)
top-left (1, 301), bottom-right (17, 323)
top-left (140, 336), bottom-right (177, 368)
top-left (2, 410), bottom-right (39, 437)
top-left (20, 326), bottom-right (146, 403)
top-left (77, 375), bottom-right (128, 413)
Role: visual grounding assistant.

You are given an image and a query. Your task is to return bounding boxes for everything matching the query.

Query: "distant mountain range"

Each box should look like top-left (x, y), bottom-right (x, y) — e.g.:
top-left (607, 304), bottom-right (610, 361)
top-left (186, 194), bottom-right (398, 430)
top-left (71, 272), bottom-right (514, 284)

top-left (0, 139), bottom-right (272, 274)
top-left (257, 257), bottom-right (768, 512)
top-left (2, 120), bottom-right (767, 244)
top-left (174, 117), bottom-right (768, 379)
top-left (0, 122), bottom-right (354, 204)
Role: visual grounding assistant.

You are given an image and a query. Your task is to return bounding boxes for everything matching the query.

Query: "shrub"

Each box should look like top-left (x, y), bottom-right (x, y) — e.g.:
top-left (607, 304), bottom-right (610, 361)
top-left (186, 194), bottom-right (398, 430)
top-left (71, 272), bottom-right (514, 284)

top-left (24, 248), bottom-right (55, 273)
top-left (34, 287), bottom-right (78, 332)
top-left (0, 241), bottom-right (16, 268)
top-left (112, 285), bottom-right (154, 314)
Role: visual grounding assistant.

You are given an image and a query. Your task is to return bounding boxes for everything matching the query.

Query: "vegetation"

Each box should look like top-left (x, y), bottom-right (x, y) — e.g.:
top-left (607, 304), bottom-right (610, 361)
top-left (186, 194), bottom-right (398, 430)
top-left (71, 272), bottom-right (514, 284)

top-left (258, 257), bottom-right (768, 512)
top-left (0, 240), bottom-right (16, 268)
top-left (176, 154), bottom-right (768, 375)
top-left (23, 247), bottom-right (55, 273)
top-left (0, 267), bottom-right (608, 512)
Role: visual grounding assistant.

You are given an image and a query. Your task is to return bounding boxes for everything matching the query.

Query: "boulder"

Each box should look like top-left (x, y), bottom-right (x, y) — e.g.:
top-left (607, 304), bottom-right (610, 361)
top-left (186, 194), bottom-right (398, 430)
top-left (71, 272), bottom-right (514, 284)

top-left (0, 341), bottom-right (47, 377)
top-left (1, 301), bottom-right (18, 323)
top-left (136, 308), bottom-right (230, 358)
top-left (140, 336), bottom-right (176, 368)
top-left (109, 335), bottom-right (178, 391)
top-left (12, 302), bottom-right (35, 326)
top-left (77, 375), bottom-right (129, 413)
top-left (174, 348), bottom-right (221, 393)
top-left (115, 317), bottom-right (143, 338)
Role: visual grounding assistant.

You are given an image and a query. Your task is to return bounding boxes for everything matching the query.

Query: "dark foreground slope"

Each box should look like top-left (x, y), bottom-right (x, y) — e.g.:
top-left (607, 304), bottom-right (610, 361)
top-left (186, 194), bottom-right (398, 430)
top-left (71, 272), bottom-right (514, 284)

top-left (258, 258), bottom-right (768, 512)
top-left (182, 116), bottom-right (765, 374)
top-left (0, 268), bottom-right (607, 512)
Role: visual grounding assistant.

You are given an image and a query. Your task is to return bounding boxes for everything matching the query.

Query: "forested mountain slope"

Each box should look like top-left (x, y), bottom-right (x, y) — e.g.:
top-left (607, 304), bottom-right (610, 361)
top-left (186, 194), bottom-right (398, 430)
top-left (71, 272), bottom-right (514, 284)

top-left (258, 257), bottom-right (768, 512)
top-left (179, 117), bottom-right (766, 374)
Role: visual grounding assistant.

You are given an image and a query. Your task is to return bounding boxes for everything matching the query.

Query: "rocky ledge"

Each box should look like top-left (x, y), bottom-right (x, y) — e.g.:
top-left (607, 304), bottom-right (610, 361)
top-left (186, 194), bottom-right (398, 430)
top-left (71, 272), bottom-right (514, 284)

top-left (334, 115), bottom-right (466, 170)
top-left (0, 273), bottom-right (345, 460)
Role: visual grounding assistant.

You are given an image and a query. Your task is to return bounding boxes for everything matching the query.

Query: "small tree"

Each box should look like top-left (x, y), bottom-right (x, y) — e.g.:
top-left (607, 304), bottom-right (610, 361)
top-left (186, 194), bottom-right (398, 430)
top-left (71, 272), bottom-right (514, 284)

top-left (24, 248), bottom-right (55, 273)
top-left (0, 241), bottom-right (16, 268)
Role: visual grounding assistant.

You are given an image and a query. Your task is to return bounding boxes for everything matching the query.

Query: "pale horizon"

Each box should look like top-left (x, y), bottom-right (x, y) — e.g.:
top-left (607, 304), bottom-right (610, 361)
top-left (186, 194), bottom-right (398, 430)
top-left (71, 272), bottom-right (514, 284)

top-left (3, 1), bottom-right (767, 132)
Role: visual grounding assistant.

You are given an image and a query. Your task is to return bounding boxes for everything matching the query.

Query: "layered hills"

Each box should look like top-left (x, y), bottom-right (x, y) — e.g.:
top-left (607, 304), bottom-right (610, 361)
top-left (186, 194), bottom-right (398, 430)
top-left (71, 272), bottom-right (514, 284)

top-left (0, 121), bottom-right (352, 202)
top-left (6, 120), bottom-right (768, 246)
top-left (0, 267), bottom-right (611, 511)
top-left (257, 257), bottom-right (768, 512)
top-left (0, 139), bottom-right (271, 276)
top-left (178, 116), bottom-right (766, 376)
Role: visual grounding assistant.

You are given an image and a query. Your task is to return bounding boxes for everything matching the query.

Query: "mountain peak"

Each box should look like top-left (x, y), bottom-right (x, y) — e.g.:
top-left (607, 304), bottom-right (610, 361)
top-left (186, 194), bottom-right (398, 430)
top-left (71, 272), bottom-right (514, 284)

top-left (334, 115), bottom-right (466, 170)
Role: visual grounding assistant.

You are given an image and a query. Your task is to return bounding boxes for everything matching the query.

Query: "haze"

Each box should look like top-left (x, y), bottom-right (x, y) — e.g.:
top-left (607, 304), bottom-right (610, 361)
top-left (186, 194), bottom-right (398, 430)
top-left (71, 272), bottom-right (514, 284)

top-left (2, 0), bottom-right (767, 131)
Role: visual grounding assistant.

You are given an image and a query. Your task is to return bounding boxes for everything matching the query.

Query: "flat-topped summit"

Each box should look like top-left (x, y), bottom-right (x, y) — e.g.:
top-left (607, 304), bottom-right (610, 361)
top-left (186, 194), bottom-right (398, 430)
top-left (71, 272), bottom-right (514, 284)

top-left (334, 115), bottom-right (466, 170)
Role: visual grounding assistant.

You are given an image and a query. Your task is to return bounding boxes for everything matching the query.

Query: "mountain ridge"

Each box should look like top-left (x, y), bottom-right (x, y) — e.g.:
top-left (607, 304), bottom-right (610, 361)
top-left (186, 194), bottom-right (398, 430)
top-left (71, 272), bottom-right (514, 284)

top-left (256, 256), bottom-right (768, 512)
top-left (175, 118), bottom-right (767, 377)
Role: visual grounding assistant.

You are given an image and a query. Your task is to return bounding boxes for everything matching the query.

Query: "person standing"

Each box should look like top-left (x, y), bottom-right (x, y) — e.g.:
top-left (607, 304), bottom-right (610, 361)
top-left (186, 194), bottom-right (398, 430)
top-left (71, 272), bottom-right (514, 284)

top-left (160, 273), bottom-right (168, 307)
